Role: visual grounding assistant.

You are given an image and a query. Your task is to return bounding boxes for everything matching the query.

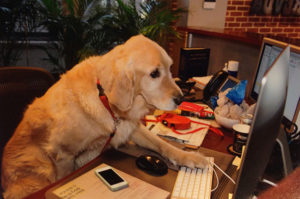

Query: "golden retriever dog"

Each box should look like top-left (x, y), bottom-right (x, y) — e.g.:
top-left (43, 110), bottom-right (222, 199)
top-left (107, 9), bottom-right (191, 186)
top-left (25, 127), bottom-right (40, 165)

top-left (1, 35), bottom-right (207, 199)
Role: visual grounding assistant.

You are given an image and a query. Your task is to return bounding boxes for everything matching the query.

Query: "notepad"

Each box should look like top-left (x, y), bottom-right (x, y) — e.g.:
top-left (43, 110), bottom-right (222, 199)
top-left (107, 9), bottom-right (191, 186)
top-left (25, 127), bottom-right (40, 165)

top-left (191, 76), bottom-right (212, 90)
top-left (146, 115), bottom-right (210, 149)
top-left (45, 164), bottom-right (170, 199)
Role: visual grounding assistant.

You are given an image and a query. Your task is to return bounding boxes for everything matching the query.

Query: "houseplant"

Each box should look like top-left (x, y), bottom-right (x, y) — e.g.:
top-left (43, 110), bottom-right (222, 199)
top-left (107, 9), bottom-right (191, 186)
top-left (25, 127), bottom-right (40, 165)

top-left (0, 0), bottom-right (41, 66)
top-left (111, 0), bottom-right (184, 48)
top-left (38, 0), bottom-right (185, 73)
top-left (37, 0), bottom-right (113, 72)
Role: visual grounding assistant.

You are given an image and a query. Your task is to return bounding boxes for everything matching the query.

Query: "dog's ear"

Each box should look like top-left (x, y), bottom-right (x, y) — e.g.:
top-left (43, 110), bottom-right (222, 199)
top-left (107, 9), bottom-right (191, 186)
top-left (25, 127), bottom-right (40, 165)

top-left (107, 60), bottom-right (135, 112)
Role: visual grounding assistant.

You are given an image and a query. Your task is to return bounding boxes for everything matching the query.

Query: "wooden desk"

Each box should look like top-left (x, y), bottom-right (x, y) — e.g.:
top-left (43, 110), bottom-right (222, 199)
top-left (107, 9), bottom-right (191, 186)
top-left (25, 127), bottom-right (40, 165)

top-left (202, 126), bottom-right (234, 154)
top-left (25, 128), bottom-right (235, 199)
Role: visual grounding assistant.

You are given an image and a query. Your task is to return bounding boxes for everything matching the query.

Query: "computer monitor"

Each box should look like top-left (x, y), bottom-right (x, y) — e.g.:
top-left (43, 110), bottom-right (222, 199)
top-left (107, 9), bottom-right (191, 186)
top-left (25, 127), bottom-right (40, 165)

top-left (250, 37), bottom-right (300, 128)
top-left (233, 46), bottom-right (290, 199)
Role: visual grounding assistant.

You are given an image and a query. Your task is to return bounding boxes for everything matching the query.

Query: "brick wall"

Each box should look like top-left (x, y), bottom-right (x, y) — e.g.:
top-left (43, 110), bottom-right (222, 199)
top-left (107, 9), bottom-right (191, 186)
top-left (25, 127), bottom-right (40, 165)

top-left (225, 0), bottom-right (300, 39)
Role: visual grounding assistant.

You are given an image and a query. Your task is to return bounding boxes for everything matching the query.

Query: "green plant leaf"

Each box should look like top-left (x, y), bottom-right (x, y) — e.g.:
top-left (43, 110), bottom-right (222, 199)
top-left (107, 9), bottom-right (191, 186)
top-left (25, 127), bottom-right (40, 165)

top-left (65, 0), bottom-right (75, 16)
top-left (35, 0), bottom-right (185, 72)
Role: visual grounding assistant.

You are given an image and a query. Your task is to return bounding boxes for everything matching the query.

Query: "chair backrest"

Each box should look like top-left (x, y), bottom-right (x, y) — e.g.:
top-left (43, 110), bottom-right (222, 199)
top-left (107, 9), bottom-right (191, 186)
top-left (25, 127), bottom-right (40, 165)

top-left (0, 67), bottom-right (55, 193)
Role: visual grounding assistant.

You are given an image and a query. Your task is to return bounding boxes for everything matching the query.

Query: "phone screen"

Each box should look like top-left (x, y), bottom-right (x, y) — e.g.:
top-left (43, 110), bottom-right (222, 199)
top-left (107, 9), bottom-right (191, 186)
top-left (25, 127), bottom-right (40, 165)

top-left (220, 78), bottom-right (238, 92)
top-left (98, 169), bottom-right (124, 185)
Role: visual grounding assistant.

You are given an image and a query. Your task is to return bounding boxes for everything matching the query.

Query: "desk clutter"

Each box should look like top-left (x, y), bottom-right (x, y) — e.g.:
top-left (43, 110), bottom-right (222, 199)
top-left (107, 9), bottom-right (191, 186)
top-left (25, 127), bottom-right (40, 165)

top-left (44, 135), bottom-right (236, 199)
top-left (213, 81), bottom-right (255, 129)
top-left (144, 102), bottom-right (223, 149)
top-left (146, 115), bottom-right (210, 149)
top-left (189, 74), bottom-right (255, 131)
top-left (191, 76), bottom-right (212, 90)
top-left (45, 101), bottom-right (235, 199)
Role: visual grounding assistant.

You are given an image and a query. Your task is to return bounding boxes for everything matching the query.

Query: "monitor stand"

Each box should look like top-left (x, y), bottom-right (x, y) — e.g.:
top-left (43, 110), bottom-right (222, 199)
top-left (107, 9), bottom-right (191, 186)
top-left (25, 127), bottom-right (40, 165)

top-left (258, 129), bottom-right (293, 193)
top-left (262, 128), bottom-right (293, 187)
top-left (276, 128), bottom-right (293, 177)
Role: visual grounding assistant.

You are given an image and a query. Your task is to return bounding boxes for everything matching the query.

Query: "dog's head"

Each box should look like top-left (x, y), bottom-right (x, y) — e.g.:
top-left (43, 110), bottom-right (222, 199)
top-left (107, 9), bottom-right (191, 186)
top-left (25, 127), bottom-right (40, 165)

top-left (103, 35), bottom-right (183, 112)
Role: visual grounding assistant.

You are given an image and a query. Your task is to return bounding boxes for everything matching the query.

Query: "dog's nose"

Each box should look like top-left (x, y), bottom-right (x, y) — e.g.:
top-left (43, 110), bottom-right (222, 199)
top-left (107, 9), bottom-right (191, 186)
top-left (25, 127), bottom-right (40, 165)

top-left (173, 94), bottom-right (184, 106)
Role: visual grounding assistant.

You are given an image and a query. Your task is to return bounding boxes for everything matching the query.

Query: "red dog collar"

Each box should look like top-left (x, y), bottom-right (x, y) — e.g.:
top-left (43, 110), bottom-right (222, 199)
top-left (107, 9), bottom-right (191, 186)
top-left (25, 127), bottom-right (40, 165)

top-left (97, 80), bottom-right (117, 154)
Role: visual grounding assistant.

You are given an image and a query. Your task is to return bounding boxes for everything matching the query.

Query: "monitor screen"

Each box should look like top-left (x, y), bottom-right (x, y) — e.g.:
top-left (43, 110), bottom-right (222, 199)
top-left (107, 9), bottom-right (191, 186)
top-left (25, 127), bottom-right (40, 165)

top-left (250, 38), bottom-right (300, 126)
top-left (233, 46), bottom-right (290, 199)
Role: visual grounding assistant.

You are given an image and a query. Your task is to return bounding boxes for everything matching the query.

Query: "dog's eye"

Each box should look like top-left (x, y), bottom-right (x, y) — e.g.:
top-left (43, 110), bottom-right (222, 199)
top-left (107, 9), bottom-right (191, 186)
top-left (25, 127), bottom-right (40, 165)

top-left (150, 69), bottom-right (160, 78)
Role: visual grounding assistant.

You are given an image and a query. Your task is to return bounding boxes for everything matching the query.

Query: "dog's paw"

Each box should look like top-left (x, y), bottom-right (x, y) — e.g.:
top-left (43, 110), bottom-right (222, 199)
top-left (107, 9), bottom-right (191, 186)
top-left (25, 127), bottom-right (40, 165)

top-left (184, 151), bottom-right (209, 168)
top-left (169, 151), bottom-right (209, 169)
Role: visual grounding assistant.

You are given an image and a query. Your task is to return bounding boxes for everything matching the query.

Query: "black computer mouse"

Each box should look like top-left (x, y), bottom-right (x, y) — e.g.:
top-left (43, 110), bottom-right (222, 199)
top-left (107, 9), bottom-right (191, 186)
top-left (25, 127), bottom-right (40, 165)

top-left (136, 154), bottom-right (168, 176)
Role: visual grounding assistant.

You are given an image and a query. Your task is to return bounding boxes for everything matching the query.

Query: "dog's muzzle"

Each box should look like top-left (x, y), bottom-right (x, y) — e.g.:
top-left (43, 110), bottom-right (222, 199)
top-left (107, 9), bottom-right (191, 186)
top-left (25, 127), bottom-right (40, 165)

top-left (173, 94), bottom-right (184, 106)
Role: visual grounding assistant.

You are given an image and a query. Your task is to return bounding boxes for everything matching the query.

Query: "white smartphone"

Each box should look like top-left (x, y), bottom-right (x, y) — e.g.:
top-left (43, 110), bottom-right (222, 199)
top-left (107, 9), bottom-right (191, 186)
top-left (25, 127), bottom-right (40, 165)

top-left (95, 166), bottom-right (129, 191)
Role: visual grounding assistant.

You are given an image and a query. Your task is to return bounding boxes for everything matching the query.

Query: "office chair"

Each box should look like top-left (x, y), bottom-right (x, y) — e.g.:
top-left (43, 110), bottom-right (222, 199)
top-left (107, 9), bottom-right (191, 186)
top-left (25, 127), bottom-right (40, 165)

top-left (0, 66), bottom-right (55, 197)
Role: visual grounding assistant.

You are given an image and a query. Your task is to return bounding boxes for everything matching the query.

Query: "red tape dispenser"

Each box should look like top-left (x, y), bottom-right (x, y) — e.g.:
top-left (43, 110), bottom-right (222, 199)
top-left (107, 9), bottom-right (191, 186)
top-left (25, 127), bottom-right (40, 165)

top-left (144, 112), bottom-right (223, 136)
top-left (158, 113), bottom-right (191, 130)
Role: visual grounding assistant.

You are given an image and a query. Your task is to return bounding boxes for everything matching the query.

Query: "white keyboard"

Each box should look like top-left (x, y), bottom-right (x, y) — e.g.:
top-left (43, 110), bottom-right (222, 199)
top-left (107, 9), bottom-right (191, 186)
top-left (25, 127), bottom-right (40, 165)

top-left (171, 157), bottom-right (214, 199)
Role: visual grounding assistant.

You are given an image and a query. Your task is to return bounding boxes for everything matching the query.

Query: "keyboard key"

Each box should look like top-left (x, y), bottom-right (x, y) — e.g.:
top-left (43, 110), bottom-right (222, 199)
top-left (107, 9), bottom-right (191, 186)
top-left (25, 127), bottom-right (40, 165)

top-left (172, 167), bottom-right (186, 197)
top-left (171, 157), bottom-right (214, 199)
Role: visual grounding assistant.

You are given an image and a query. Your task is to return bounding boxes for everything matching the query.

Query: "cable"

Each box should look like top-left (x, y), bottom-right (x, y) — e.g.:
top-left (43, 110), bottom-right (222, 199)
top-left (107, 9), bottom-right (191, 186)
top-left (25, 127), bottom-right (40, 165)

top-left (281, 116), bottom-right (299, 144)
top-left (290, 130), bottom-right (300, 139)
top-left (212, 162), bottom-right (236, 185)
top-left (282, 116), bottom-right (298, 136)
top-left (210, 163), bottom-right (219, 192)
top-left (262, 178), bottom-right (277, 187)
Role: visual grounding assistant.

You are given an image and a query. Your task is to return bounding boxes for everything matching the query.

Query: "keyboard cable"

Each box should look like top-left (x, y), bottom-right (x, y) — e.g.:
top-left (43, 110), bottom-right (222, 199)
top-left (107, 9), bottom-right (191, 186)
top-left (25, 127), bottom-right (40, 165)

top-left (209, 161), bottom-right (236, 192)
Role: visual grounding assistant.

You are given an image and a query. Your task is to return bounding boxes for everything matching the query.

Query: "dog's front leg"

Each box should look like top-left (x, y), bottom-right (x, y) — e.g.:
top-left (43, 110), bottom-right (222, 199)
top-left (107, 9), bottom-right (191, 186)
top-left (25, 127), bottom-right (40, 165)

top-left (75, 149), bottom-right (101, 169)
top-left (52, 152), bottom-right (75, 181)
top-left (130, 124), bottom-right (208, 168)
